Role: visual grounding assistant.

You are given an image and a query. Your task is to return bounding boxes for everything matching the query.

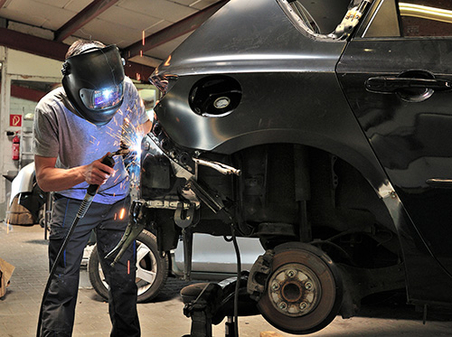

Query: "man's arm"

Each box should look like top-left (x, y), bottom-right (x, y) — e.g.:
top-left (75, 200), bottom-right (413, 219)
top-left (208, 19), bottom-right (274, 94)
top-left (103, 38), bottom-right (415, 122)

top-left (138, 120), bottom-right (152, 136)
top-left (35, 155), bottom-right (115, 192)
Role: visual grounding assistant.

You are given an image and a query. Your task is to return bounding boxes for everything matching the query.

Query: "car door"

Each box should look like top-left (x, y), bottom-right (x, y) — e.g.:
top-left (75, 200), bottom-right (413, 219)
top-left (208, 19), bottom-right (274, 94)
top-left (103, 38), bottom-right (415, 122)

top-left (337, 0), bottom-right (452, 280)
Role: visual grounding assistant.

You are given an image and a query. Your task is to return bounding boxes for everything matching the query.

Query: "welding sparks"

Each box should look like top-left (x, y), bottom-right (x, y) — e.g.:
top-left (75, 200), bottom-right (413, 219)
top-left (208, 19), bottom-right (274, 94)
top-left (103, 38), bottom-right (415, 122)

top-left (121, 117), bottom-right (144, 160)
top-left (4, 219), bottom-right (12, 233)
top-left (95, 105), bottom-right (147, 197)
top-left (113, 112), bottom-right (148, 196)
top-left (119, 208), bottom-right (126, 220)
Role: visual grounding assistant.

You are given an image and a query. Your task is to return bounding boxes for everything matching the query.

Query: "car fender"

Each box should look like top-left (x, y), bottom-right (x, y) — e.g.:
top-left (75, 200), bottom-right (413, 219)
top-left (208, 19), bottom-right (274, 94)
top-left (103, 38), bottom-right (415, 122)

top-left (9, 162), bottom-right (35, 206)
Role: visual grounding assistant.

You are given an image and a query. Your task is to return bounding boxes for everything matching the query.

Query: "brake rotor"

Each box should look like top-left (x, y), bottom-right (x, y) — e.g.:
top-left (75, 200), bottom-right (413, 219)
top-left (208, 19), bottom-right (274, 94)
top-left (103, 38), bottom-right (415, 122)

top-left (257, 242), bottom-right (343, 334)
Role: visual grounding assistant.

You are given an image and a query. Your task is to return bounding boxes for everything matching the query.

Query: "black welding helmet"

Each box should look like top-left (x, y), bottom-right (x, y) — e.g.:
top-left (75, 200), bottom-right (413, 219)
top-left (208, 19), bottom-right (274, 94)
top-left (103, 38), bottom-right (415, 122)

top-left (62, 45), bottom-right (125, 126)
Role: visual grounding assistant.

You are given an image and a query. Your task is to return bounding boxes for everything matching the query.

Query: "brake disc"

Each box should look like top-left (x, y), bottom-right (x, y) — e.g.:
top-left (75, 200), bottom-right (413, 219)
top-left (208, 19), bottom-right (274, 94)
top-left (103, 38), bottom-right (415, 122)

top-left (256, 242), bottom-right (343, 334)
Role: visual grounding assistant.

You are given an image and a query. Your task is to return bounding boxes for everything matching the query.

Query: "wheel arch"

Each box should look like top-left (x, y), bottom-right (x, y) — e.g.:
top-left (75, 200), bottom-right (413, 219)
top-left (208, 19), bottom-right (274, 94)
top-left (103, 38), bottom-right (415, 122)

top-left (213, 130), bottom-right (397, 232)
top-left (215, 129), bottom-right (389, 195)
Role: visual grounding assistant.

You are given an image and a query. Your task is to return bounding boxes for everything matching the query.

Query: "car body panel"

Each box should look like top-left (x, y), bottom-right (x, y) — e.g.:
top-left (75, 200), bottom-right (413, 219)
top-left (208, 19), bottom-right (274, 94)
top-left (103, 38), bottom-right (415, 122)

top-left (153, 0), bottom-right (348, 78)
top-left (151, 0), bottom-right (393, 192)
top-left (151, 0), bottom-right (350, 156)
top-left (7, 162), bottom-right (46, 225)
top-left (9, 162), bottom-right (35, 206)
top-left (337, 0), bottom-right (452, 302)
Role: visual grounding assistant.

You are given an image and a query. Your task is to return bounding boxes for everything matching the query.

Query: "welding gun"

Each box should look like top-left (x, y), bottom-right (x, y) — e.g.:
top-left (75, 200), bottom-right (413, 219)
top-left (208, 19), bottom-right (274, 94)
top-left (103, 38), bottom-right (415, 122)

top-left (76, 153), bottom-right (116, 218)
top-left (87, 154), bottom-right (116, 195)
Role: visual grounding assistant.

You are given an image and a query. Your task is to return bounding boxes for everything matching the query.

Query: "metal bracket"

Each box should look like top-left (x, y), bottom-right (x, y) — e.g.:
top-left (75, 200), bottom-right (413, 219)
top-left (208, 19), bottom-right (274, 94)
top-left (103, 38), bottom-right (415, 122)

top-left (182, 227), bottom-right (194, 280)
top-left (174, 202), bottom-right (196, 228)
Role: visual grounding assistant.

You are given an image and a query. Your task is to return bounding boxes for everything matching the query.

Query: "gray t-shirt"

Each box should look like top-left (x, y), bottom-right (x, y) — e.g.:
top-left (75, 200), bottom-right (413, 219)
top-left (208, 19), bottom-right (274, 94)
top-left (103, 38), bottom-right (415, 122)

top-left (33, 77), bottom-right (149, 204)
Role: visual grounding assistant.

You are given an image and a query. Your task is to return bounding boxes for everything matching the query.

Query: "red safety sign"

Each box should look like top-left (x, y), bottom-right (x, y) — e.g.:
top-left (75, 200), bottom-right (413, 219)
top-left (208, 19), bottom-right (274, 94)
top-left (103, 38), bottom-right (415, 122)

top-left (10, 114), bottom-right (22, 127)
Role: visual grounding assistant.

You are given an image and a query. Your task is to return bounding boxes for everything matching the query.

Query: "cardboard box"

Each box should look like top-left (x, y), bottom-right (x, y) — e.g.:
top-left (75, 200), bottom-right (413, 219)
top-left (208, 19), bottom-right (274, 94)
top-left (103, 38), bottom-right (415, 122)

top-left (0, 257), bottom-right (15, 298)
top-left (6, 197), bottom-right (34, 225)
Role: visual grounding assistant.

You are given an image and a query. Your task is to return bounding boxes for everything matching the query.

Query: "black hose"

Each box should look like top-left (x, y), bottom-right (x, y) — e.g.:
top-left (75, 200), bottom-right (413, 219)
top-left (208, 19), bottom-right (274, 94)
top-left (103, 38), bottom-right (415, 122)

top-left (230, 223), bottom-right (241, 337)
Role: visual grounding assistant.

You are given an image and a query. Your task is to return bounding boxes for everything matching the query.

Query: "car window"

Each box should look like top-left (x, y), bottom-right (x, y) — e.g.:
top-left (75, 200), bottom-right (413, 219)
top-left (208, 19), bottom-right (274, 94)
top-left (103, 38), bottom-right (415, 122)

top-left (399, 0), bottom-right (452, 36)
top-left (363, 0), bottom-right (452, 37)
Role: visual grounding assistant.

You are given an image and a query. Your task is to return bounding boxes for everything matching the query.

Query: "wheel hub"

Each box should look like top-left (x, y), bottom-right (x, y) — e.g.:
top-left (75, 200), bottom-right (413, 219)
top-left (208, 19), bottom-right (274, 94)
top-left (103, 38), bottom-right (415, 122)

top-left (253, 242), bottom-right (343, 334)
top-left (268, 263), bottom-right (321, 317)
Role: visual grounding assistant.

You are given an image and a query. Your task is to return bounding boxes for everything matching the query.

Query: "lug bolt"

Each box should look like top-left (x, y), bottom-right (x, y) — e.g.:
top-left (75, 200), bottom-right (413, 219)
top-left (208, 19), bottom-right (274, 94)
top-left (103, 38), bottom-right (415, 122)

top-left (286, 270), bottom-right (296, 278)
top-left (278, 302), bottom-right (287, 310)
top-left (300, 302), bottom-right (308, 310)
top-left (305, 282), bottom-right (313, 290)
top-left (271, 282), bottom-right (280, 291)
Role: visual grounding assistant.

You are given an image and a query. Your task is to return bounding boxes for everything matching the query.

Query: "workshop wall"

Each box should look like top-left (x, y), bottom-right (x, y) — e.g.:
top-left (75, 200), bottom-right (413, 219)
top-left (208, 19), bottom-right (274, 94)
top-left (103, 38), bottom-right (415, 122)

top-left (0, 47), bottom-right (61, 221)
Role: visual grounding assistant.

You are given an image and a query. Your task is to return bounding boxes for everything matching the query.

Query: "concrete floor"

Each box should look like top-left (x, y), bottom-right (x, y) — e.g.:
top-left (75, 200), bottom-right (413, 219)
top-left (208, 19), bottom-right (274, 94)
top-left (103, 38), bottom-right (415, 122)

top-left (1, 223), bottom-right (452, 337)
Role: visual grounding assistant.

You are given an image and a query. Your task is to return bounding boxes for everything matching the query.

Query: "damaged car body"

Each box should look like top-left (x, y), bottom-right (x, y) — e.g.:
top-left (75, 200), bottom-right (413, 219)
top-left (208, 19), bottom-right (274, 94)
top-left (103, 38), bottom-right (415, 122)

top-left (110, 0), bottom-right (452, 334)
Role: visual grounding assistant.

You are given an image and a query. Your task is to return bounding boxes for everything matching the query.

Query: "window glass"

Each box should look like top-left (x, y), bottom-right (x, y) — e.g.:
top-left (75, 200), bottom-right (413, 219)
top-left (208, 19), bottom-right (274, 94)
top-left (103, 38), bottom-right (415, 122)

top-left (399, 0), bottom-right (452, 36)
top-left (363, 0), bottom-right (452, 38)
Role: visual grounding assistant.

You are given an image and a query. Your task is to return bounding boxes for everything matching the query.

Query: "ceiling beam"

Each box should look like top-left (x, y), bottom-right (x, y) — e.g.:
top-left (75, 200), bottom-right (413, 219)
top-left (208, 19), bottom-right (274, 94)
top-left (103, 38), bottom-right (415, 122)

top-left (11, 84), bottom-right (48, 102)
top-left (123, 61), bottom-right (155, 83)
top-left (122, 0), bottom-right (228, 60)
top-left (0, 27), bottom-right (68, 61)
top-left (0, 27), bottom-right (154, 81)
top-left (54, 0), bottom-right (119, 42)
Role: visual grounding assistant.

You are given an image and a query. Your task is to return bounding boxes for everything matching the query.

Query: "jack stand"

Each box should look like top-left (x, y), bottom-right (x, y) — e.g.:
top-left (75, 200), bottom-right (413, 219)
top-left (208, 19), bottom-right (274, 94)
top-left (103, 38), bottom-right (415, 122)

top-left (181, 283), bottom-right (221, 337)
top-left (180, 274), bottom-right (260, 337)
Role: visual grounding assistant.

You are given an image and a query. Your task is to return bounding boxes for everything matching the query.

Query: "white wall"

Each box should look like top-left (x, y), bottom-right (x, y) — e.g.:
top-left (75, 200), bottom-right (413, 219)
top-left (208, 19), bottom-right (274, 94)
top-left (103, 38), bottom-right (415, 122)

top-left (10, 96), bottom-right (38, 118)
top-left (0, 47), bottom-right (62, 219)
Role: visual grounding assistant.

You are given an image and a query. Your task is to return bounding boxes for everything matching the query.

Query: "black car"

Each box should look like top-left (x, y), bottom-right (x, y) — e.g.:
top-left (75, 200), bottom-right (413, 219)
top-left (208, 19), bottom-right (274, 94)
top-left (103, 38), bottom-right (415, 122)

top-left (116, 0), bottom-right (452, 334)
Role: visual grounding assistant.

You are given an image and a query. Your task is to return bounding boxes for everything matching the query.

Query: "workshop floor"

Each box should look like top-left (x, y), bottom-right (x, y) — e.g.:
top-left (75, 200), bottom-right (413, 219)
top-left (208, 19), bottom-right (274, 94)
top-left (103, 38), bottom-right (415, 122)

top-left (1, 223), bottom-right (452, 337)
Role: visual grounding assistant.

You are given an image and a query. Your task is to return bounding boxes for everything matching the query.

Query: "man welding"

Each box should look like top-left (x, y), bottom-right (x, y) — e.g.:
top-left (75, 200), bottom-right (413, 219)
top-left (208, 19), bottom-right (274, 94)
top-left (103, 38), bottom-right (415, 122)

top-left (33, 39), bottom-right (152, 337)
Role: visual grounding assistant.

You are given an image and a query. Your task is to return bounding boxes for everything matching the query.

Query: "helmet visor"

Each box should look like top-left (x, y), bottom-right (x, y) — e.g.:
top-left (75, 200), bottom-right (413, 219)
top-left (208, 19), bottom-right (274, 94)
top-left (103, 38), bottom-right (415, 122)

top-left (80, 83), bottom-right (124, 110)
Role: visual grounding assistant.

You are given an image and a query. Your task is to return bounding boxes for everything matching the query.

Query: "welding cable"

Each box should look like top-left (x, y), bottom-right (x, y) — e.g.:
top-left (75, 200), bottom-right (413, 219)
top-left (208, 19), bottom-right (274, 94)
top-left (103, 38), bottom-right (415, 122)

top-left (230, 223), bottom-right (241, 337)
top-left (36, 154), bottom-right (115, 337)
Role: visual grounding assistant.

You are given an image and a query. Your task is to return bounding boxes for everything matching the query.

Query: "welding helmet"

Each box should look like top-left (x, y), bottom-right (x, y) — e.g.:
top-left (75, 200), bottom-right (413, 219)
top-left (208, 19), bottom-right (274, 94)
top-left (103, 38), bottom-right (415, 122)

top-left (61, 45), bottom-right (125, 126)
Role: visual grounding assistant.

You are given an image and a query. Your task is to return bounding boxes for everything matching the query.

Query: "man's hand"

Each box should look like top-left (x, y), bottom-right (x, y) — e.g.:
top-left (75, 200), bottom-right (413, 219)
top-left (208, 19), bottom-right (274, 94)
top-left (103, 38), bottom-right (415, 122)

top-left (83, 154), bottom-right (115, 186)
top-left (35, 154), bottom-right (116, 192)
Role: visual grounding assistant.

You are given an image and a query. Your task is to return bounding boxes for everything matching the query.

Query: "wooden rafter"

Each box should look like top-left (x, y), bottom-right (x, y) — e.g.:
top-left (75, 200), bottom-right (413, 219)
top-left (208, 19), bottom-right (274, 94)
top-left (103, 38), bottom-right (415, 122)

top-left (54, 0), bottom-right (119, 42)
top-left (0, 27), bottom-right (154, 81)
